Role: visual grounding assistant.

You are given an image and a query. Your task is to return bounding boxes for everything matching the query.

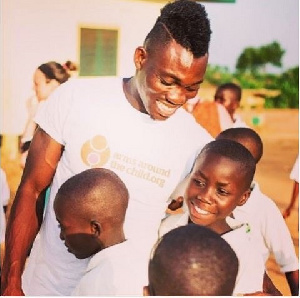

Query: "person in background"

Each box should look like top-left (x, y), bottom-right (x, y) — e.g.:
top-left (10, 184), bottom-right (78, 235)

top-left (144, 225), bottom-right (238, 296)
top-left (185, 96), bottom-right (233, 137)
top-left (216, 128), bottom-right (299, 296)
top-left (1, 0), bottom-right (213, 295)
top-left (283, 156), bottom-right (299, 219)
top-left (20, 60), bottom-right (77, 168)
top-left (214, 82), bottom-right (247, 127)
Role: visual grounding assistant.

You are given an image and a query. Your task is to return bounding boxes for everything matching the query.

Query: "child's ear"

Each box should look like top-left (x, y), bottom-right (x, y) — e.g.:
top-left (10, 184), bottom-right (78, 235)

top-left (237, 188), bottom-right (251, 207)
top-left (90, 220), bottom-right (101, 237)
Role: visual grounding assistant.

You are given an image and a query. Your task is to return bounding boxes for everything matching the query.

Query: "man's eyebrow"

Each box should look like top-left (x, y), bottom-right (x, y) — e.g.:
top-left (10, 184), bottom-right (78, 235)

top-left (162, 73), bottom-right (203, 87)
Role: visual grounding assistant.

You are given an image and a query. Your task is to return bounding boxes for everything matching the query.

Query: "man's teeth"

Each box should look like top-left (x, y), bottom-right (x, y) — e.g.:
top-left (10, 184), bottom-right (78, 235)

top-left (194, 205), bottom-right (210, 215)
top-left (157, 101), bottom-right (176, 114)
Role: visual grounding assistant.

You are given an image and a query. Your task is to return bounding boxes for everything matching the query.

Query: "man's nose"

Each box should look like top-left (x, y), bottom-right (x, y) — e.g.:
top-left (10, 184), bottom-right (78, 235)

top-left (166, 87), bottom-right (187, 105)
top-left (199, 188), bottom-right (214, 204)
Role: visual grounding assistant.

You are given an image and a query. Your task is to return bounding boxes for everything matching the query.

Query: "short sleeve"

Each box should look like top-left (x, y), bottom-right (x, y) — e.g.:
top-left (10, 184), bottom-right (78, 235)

top-left (34, 80), bottom-right (76, 145)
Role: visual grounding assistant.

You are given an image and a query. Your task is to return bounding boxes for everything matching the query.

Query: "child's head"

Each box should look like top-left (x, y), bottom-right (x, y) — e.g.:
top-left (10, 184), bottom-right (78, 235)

top-left (216, 127), bottom-right (263, 163)
top-left (145, 224), bottom-right (238, 296)
top-left (214, 83), bottom-right (242, 120)
top-left (185, 139), bottom-right (255, 232)
top-left (54, 168), bottom-right (129, 259)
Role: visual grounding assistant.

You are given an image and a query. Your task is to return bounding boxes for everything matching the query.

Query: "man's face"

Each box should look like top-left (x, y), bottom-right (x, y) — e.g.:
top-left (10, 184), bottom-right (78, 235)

top-left (185, 152), bottom-right (249, 229)
top-left (54, 200), bottom-right (101, 259)
top-left (134, 40), bottom-right (208, 121)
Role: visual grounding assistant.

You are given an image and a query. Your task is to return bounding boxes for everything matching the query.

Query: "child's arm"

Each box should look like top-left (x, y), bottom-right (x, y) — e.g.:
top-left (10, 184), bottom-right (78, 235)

top-left (285, 270), bottom-right (299, 296)
top-left (262, 272), bottom-right (282, 296)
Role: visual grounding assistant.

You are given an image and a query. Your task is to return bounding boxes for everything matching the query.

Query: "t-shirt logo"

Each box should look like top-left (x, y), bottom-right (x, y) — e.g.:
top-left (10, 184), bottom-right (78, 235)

top-left (81, 135), bottom-right (110, 168)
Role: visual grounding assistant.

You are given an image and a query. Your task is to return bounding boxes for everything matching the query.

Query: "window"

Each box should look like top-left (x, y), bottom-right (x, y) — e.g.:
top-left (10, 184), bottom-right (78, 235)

top-left (79, 27), bottom-right (118, 76)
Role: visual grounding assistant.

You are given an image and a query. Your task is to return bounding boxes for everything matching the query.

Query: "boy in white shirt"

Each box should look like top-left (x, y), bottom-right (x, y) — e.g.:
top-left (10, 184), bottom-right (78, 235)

top-left (54, 168), bottom-right (150, 296)
top-left (217, 127), bottom-right (299, 296)
top-left (160, 139), bottom-right (281, 295)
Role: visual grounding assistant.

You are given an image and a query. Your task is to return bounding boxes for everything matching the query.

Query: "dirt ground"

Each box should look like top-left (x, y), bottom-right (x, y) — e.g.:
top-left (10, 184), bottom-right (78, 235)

top-left (1, 108), bottom-right (299, 296)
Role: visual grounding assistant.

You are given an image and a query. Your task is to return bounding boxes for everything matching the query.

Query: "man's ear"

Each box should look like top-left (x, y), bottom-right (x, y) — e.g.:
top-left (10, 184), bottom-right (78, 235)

top-left (90, 220), bottom-right (101, 237)
top-left (237, 188), bottom-right (251, 207)
top-left (134, 46), bottom-right (148, 70)
top-left (143, 285), bottom-right (150, 296)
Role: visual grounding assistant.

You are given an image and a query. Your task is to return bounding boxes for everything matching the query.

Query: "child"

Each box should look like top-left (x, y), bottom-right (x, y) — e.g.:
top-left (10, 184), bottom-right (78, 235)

top-left (54, 168), bottom-right (150, 296)
top-left (283, 156), bottom-right (299, 219)
top-left (144, 224), bottom-right (239, 296)
top-left (217, 127), bottom-right (299, 296)
top-left (160, 139), bottom-right (279, 295)
top-left (214, 82), bottom-right (247, 127)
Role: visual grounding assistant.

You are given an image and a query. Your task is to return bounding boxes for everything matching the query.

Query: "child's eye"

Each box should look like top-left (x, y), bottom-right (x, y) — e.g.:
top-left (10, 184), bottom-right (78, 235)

top-left (217, 188), bottom-right (229, 196)
top-left (193, 178), bottom-right (205, 187)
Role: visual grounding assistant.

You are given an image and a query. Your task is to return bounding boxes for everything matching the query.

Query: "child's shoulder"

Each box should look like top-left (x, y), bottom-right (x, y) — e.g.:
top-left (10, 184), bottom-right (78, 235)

top-left (159, 212), bottom-right (189, 238)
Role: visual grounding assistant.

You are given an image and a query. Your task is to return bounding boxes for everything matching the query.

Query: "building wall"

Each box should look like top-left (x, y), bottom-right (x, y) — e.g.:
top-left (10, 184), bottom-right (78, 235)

top-left (1, 0), bottom-right (163, 134)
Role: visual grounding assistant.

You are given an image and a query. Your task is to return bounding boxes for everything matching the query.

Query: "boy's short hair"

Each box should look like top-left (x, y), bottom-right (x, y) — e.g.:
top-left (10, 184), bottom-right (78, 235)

top-left (55, 168), bottom-right (129, 224)
top-left (217, 127), bottom-right (263, 163)
top-left (144, 0), bottom-right (211, 58)
top-left (214, 82), bottom-right (242, 102)
top-left (148, 225), bottom-right (238, 296)
top-left (199, 139), bottom-right (256, 189)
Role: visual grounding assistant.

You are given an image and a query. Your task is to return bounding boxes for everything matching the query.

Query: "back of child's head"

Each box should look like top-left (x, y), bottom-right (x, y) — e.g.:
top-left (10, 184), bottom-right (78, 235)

top-left (214, 82), bottom-right (242, 102)
top-left (197, 139), bottom-right (256, 190)
top-left (216, 127), bottom-right (263, 163)
top-left (54, 168), bottom-right (129, 226)
top-left (147, 224), bottom-right (238, 296)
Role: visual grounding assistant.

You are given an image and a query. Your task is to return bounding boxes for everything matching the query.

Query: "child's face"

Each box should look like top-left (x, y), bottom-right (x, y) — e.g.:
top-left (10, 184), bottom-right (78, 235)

top-left (54, 201), bottom-right (101, 259)
top-left (185, 151), bottom-right (249, 229)
top-left (215, 89), bottom-right (239, 119)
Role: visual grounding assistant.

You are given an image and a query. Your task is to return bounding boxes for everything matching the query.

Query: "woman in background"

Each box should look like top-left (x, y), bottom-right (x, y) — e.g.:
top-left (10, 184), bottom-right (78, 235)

top-left (20, 61), bottom-right (77, 168)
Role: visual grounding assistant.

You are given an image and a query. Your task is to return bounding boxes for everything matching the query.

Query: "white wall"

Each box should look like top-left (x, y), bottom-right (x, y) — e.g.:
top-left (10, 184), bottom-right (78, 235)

top-left (1, 0), bottom-right (163, 134)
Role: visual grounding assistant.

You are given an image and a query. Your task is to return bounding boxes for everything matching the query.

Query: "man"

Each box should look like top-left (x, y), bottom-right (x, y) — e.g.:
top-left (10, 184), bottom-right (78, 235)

top-left (1, 0), bottom-right (212, 295)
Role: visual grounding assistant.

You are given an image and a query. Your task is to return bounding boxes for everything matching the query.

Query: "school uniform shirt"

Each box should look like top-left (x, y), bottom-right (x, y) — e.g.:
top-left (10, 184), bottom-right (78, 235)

top-left (22, 77), bottom-right (213, 295)
top-left (73, 239), bottom-right (150, 296)
top-left (233, 181), bottom-right (299, 273)
top-left (159, 213), bottom-right (265, 295)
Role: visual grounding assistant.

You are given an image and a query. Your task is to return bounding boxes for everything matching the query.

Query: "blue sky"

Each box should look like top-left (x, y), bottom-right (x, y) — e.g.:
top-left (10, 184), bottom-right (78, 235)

top-left (201, 0), bottom-right (299, 71)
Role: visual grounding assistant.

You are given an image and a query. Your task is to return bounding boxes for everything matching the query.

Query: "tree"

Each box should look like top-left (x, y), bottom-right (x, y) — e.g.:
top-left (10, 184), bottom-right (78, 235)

top-left (236, 41), bottom-right (285, 74)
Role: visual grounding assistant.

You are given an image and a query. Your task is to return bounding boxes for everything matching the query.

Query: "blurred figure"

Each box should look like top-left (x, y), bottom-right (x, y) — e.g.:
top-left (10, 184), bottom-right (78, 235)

top-left (283, 156), bottom-right (299, 219)
top-left (186, 96), bottom-right (233, 137)
top-left (20, 60), bottom-right (78, 168)
top-left (1, 168), bottom-right (10, 268)
top-left (215, 82), bottom-right (242, 122)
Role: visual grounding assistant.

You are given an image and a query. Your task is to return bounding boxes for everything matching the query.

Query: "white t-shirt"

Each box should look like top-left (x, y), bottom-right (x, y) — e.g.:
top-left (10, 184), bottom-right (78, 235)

top-left (73, 239), bottom-right (150, 296)
top-left (22, 77), bottom-right (213, 295)
top-left (159, 213), bottom-right (265, 295)
top-left (233, 181), bottom-right (298, 273)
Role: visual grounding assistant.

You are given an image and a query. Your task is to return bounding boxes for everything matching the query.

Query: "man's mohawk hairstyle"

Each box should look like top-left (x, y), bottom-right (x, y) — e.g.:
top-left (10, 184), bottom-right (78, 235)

top-left (156, 0), bottom-right (211, 57)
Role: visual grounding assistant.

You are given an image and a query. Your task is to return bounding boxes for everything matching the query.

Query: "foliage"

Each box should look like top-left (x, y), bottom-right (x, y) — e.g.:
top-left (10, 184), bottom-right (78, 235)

top-left (205, 41), bottom-right (298, 109)
top-left (236, 41), bottom-right (285, 74)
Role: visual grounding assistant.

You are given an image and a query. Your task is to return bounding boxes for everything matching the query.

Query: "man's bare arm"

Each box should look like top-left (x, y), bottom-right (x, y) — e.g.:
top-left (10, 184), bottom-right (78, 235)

top-left (1, 128), bottom-right (63, 295)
